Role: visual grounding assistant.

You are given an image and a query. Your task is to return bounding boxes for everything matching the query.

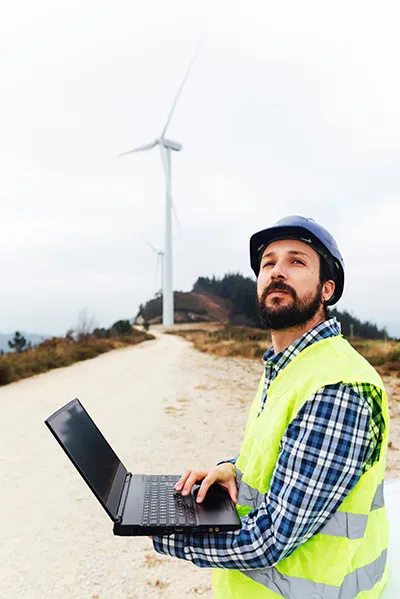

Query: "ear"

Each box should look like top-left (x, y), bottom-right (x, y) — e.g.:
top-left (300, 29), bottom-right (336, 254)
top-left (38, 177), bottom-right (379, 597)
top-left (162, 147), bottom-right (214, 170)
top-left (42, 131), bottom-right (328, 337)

top-left (322, 280), bottom-right (335, 303)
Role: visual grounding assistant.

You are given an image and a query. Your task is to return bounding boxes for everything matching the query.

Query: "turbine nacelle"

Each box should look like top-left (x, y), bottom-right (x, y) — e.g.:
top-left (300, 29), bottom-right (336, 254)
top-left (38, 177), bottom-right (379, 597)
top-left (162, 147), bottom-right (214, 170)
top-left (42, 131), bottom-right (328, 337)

top-left (158, 138), bottom-right (182, 152)
top-left (117, 137), bottom-right (182, 158)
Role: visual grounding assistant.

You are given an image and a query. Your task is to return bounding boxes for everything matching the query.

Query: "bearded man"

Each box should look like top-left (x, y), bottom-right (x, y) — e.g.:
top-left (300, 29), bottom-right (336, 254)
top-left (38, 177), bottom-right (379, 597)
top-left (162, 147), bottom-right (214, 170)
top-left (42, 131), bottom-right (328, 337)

top-left (152, 216), bottom-right (390, 599)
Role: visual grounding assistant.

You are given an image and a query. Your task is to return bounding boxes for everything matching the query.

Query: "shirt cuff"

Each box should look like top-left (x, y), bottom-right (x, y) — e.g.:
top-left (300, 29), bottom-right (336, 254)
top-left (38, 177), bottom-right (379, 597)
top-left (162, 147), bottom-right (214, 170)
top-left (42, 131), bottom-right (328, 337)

top-left (217, 456), bottom-right (237, 466)
top-left (153, 534), bottom-right (187, 560)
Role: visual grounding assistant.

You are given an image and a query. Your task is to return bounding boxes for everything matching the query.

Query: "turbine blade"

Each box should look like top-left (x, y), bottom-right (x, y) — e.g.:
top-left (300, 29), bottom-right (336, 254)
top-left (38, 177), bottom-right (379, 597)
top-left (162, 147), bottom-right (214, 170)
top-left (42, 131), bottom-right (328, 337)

top-left (161, 46), bottom-right (201, 138)
top-left (143, 236), bottom-right (159, 254)
top-left (116, 141), bottom-right (157, 158)
top-left (172, 200), bottom-right (182, 231)
top-left (155, 254), bottom-right (161, 288)
top-left (172, 229), bottom-right (183, 241)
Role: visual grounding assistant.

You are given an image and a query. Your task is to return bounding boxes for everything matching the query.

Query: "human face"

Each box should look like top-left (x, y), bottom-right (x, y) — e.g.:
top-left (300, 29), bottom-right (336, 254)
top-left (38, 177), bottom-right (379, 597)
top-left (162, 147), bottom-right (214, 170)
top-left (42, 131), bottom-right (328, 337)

top-left (256, 239), bottom-right (324, 330)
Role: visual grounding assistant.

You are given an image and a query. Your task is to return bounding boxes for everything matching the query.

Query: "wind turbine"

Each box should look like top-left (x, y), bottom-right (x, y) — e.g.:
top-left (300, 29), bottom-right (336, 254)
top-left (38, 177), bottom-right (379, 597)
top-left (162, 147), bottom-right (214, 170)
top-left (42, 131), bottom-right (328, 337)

top-left (144, 231), bottom-right (182, 298)
top-left (118, 51), bottom-right (198, 327)
top-left (144, 238), bottom-right (164, 296)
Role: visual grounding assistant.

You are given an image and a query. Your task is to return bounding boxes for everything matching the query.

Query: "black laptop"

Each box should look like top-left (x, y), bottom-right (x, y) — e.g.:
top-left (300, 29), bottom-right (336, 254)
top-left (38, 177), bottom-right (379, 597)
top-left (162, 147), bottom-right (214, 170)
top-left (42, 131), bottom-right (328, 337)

top-left (45, 399), bottom-right (241, 536)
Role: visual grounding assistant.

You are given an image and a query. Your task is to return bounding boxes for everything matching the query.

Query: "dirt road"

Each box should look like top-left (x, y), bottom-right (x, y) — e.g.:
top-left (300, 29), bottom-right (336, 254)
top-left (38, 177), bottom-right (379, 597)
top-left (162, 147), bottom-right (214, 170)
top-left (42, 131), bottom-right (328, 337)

top-left (1, 333), bottom-right (399, 599)
top-left (0, 333), bottom-right (259, 599)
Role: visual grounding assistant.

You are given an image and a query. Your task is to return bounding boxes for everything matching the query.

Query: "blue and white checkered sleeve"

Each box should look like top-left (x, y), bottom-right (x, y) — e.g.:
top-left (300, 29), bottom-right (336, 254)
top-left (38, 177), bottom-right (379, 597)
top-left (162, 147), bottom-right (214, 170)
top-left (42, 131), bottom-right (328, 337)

top-left (153, 383), bottom-right (372, 569)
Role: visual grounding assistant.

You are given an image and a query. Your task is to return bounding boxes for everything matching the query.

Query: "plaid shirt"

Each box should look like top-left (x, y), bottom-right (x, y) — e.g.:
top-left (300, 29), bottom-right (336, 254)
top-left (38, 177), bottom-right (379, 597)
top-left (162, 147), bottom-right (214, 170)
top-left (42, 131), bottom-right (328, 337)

top-left (153, 318), bottom-right (384, 569)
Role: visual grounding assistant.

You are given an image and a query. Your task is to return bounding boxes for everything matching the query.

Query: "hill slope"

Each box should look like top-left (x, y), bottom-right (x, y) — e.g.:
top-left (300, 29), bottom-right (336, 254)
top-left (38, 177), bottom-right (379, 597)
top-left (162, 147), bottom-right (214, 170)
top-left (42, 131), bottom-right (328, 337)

top-left (137, 273), bottom-right (389, 339)
top-left (137, 291), bottom-right (232, 325)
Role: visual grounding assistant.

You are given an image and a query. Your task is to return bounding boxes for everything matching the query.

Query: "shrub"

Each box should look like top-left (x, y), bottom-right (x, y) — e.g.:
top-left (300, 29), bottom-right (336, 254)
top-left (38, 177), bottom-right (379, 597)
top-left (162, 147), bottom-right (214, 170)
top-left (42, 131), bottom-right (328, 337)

top-left (0, 362), bottom-right (13, 385)
top-left (110, 320), bottom-right (133, 337)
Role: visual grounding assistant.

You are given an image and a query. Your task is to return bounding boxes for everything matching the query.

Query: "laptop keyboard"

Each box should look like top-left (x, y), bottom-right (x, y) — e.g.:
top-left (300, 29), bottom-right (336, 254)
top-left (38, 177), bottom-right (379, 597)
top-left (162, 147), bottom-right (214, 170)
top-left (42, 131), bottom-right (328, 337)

top-left (142, 475), bottom-right (197, 526)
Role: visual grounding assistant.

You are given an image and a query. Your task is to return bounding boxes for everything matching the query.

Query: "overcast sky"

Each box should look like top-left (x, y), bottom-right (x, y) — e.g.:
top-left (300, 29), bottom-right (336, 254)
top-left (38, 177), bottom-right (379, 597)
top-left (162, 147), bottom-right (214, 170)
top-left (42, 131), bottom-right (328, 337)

top-left (1, 1), bottom-right (399, 337)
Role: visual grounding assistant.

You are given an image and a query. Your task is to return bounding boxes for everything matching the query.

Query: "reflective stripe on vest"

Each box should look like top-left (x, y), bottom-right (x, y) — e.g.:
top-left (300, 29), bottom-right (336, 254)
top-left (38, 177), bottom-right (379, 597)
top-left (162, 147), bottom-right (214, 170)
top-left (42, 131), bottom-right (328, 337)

top-left (243, 549), bottom-right (387, 599)
top-left (236, 471), bottom-right (385, 539)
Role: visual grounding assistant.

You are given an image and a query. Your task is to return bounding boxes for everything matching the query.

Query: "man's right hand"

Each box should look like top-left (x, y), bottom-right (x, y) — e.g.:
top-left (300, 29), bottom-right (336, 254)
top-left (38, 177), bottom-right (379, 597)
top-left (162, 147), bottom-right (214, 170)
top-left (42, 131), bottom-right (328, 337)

top-left (174, 463), bottom-right (238, 504)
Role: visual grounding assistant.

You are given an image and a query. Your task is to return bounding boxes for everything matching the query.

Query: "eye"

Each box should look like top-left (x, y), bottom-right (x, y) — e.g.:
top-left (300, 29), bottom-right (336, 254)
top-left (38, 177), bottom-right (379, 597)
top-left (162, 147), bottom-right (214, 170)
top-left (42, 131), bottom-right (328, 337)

top-left (262, 261), bottom-right (275, 268)
top-left (292, 259), bottom-right (305, 265)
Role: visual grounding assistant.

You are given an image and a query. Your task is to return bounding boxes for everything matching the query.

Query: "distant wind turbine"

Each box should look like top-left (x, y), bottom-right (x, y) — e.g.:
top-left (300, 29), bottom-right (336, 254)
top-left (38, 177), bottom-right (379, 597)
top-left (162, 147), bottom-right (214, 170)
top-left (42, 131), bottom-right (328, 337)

top-left (143, 237), bottom-right (164, 295)
top-left (144, 230), bottom-right (183, 295)
top-left (118, 50), bottom-right (199, 327)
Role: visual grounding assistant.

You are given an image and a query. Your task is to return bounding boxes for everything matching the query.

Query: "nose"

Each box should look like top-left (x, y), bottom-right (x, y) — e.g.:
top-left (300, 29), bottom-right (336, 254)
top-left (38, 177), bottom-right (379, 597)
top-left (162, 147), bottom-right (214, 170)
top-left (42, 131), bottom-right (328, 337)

top-left (270, 261), bottom-right (287, 280)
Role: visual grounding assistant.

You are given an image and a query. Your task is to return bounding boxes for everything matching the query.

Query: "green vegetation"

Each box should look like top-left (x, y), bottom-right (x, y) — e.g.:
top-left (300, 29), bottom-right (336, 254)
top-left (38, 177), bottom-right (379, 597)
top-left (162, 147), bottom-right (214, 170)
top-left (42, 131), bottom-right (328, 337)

top-left (0, 322), bottom-right (154, 386)
top-left (8, 331), bottom-right (28, 353)
top-left (93, 319), bottom-right (135, 338)
top-left (330, 309), bottom-right (388, 340)
top-left (193, 274), bottom-right (258, 326)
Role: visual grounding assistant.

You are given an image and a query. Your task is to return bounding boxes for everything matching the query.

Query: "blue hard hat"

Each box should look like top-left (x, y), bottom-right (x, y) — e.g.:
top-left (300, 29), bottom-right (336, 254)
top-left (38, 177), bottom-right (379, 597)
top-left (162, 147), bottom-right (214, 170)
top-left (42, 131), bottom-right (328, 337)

top-left (249, 215), bottom-right (345, 305)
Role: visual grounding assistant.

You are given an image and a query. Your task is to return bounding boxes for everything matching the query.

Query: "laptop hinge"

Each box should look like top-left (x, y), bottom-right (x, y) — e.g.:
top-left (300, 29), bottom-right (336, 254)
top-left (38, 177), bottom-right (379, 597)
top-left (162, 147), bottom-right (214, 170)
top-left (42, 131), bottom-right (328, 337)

top-left (116, 472), bottom-right (131, 522)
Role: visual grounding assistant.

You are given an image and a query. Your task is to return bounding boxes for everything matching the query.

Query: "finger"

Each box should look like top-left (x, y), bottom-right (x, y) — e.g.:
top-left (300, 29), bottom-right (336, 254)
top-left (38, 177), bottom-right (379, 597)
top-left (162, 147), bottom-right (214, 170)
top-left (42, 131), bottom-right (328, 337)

top-left (174, 471), bottom-right (192, 492)
top-left (227, 481), bottom-right (238, 504)
top-left (182, 470), bottom-right (207, 496)
top-left (175, 469), bottom-right (202, 491)
top-left (196, 474), bottom-right (217, 503)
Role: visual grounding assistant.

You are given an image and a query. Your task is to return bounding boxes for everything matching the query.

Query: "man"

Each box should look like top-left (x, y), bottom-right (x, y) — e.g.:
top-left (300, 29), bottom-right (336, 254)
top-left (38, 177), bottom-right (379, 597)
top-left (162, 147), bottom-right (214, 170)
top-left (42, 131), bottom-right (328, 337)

top-left (152, 215), bottom-right (390, 598)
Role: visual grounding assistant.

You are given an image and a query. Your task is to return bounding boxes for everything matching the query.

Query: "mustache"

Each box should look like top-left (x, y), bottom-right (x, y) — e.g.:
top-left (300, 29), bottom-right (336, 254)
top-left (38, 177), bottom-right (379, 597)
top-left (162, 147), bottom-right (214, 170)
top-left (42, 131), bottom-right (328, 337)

top-left (264, 281), bottom-right (297, 299)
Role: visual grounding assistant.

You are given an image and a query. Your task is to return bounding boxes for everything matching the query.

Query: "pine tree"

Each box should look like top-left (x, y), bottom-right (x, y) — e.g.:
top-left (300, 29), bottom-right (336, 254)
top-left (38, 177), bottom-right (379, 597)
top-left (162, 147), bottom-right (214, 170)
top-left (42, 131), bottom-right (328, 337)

top-left (8, 331), bottom-right (28, 353)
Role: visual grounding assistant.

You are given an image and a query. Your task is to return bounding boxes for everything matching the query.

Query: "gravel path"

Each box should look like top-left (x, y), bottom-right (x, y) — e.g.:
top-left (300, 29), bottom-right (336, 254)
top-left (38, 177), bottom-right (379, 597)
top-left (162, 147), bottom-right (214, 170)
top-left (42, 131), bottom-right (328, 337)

top-left (0, 333), bottom-right (260, 599)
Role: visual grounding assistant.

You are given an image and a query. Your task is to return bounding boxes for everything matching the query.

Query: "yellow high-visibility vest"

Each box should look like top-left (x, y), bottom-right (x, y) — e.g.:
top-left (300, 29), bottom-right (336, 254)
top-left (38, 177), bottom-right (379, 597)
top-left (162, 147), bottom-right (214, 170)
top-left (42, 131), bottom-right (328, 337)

top-left (213, 335), bottom-right (390, 599)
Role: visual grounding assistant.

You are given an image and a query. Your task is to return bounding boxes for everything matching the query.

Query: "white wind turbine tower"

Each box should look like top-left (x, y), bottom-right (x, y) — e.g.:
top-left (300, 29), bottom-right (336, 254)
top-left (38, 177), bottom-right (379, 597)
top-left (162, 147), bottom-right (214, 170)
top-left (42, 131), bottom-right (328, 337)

top-left (118, 51), bottom-right (198, 327)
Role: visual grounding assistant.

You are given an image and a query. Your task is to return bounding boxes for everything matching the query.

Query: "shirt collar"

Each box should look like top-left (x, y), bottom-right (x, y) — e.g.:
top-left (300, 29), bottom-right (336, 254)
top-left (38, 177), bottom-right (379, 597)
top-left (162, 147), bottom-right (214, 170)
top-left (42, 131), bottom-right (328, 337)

top-left (262, 317), bottom-right (341, 372)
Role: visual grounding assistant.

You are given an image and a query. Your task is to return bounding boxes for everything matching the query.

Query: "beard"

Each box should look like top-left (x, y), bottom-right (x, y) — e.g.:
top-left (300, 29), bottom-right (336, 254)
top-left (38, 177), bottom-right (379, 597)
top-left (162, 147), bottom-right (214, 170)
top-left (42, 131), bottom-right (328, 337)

top-left (257, 280), bottom-right (323, 331)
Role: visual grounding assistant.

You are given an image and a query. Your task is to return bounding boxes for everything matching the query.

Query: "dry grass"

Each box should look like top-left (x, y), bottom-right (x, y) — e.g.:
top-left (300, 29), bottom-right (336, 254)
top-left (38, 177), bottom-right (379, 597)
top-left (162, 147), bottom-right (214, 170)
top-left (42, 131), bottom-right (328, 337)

top-left (170, 325), bottom-right (400, 374)
top-left (0, 330), bottom-right (154, 386)
top-left (351, 338), bottom-right (400, 369)
top-left (170, 325), bottom-right (270, 359)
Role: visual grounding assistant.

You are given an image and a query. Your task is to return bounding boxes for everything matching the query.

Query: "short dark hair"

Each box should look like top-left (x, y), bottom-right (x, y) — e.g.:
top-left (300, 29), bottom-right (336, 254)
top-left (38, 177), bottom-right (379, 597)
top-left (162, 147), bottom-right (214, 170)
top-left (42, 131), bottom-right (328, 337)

top-left (319, 257), bottom-right (334, 319)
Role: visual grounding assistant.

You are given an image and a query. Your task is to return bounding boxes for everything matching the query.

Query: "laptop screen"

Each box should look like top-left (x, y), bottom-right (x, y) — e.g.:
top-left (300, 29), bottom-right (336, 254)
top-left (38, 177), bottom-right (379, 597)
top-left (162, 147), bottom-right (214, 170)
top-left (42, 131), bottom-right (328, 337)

top-left (45, 399), bottom-right (127, 519)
